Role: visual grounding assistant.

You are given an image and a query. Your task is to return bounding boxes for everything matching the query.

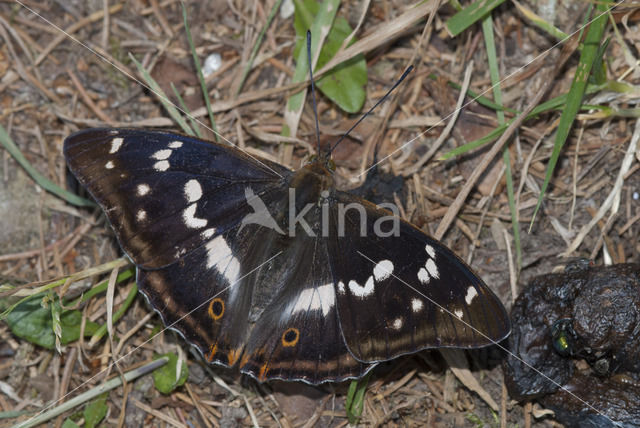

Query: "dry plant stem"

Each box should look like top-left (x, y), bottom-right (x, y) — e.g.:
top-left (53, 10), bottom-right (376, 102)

top-left (130, 396), bottom-right (184, 427)
top-left (340, 0), bottom-right (371, 50)
top-left (562, 118), bottom-right (640, 256)
top-left (2, 257), bottom-right (129, 299)
top-left (316, 1), bottom-right (436, 77)
top-left (501, 382), bottom-right (508, 428)
top-left (434, 40), bottom-right (577, 241)
top-left (467, 164), bottom-right (506, 264)
top-left (67, 68), bottom-right (116, 125)
top-left (439, 349), bottom-right (499, 411)
top-left (0, 15), bottom-right (59, 103)
top-left (503, 229), bottom-right (517, 304)
top-left (302, 395), bottom-right (332, 428)
top-left (185, 383), bottom-right (213, 428)
top-left (32, 2), bottom-right (124, 66)
top-left (117, 381), bottom-right (132, 428)
top-left (113, 312), bottom-right (154, 357)
top-left (570, 125), bottom-right (585, 230)
top-left (243, 394), bottom-right (260, 428)
top-left (403, 61), bottom-right (474, 176)
top-left (13, 357), bottom-right (169, 428)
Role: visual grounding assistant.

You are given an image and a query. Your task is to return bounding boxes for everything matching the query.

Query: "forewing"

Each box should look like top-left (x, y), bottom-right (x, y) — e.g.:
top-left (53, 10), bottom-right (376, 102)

top-left (137, 219), bottom-right (280, 369)
top-left (63, 128), bottom-right (291, 268)
top-left (328, 193), bottom-right (511, 363)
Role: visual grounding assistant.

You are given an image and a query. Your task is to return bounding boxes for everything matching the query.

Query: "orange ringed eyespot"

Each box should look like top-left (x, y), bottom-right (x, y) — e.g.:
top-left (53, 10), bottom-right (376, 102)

top-left (281, 327), bottom-right (300, 347)
top-left (208, 298), bottom-right (224, 320)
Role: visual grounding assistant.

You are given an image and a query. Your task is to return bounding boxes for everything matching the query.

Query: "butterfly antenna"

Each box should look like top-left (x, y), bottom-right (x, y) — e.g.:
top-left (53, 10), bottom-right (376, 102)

top-left (329, 65), bottom-right (414, 155)
top-left (306, 30), bottom-right (322, 156)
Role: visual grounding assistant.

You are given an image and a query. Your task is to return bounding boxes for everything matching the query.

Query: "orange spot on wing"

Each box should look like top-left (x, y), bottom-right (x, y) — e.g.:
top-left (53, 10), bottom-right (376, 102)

top-left (259, 362), bottom-right (269, 381)
top-left (227, 348), bottom-right (241, 366)
top-left (208, 298), bottom-right (225, 321)
top-left (239, 353), bottom-right (250, 368)
top-left (281, 327), bottom-right (300, 347)
top-left (207, 343), bottom-right (218, 362)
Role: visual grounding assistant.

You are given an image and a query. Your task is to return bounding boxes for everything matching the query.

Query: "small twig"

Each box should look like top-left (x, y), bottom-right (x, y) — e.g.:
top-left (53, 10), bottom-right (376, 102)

top-left (403, 61), bottom-right (474, 176)
top-left (150, 0), bottom-right (174, 37)
top-left (31, 2), bottom-right (124, 66)
top-left (503, 229), bottom-right (517, 304)
top-left (185, 383), bottom-right (213, 428)
top-left (100, 0), bottom-right (110, 49)
top-left (435, 38), bottom-right (577, 240)
top-left (562, 118), bottom-right (640, 256)
top-left (67, 68), bottom-right (116, 125)
top-left (13, 358), bottom-right (168, 428)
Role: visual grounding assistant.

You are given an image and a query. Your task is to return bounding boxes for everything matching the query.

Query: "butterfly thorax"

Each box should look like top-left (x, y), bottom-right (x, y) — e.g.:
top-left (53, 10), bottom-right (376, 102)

top-left (287, 159), bottom-right (334, 209)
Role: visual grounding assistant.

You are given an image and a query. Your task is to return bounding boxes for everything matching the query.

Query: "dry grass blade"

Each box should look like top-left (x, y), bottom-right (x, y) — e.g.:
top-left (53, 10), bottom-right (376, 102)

top-left (562, 118), bottom-right (640, 255)
top-left (316, 2), bottom-right (436, 76)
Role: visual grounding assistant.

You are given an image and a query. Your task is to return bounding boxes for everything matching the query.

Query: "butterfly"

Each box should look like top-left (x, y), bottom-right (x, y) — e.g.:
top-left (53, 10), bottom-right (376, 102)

top-left (63, 126), bottom-right (510, 384)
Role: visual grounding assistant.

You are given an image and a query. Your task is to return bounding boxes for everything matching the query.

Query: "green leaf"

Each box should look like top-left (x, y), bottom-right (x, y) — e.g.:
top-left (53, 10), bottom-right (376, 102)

top-left (446, 0), bottom-right (506, 37)
top-left (345, 371), bottom-right (370, 424)
top-left (61, 419), bottom-right (81, 428)
top-left (293, 0), bottom-right (367, 113)
top-left (5, 296), bottom-right (99, 350)
top-left (152, 353), bottom-right (189, 394)
top-left (83, 394), bottom-right (108, 428)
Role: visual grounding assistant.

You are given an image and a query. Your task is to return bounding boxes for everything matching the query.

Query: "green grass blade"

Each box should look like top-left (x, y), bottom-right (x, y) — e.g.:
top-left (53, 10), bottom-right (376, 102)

top-left (346, 371), bottom-right (371, 424)
top-left (129, 53), bottom-right (194, 135)
top-left (530, 3), bottom-right (611, 227)
top-left (0, 124), bottom-right (93, 207)
top-left (446, 0), bottom-right (507, 37)
top-left (482, 14), bottom-right (522, 269)
top-left (441, 81), bottom-right (610, 160)
top-left (283, 0), bottom-right (340, 137)
top-left (170, 82), bottom-right (203, 138)
top-left (182, 3), bottom-right (218, 141)
top-left (234, 0), bottom-right (284, 96)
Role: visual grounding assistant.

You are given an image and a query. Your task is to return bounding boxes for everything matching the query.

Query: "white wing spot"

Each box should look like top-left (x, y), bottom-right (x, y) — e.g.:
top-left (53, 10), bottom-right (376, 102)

top-left (454, 308), bottom-right (464, 319)
top-left (465, 286), bottom-right (478, 305)
top-left (201, 228), bottom-right (216, 239)
top-left (183, 203), bottom-right (207, 228)
top-left (411, 298), bottom-right (424, 313)
top-left (105, 160), bottom-right (114, 169)
top-left (109, 137), bottom-right (124, 153)
top-left (392, 317), bottom-right (403, 330)
top-left (418, 267), bottom-right (430, 285)
top-left (291, 283), bottom-right (335, 317)
top-left (348, 276), bottom-right (375, 298)
top-left (425, 244), bottom-right (436, 259)
top-left (151, 149), bottom-right (172, 160)
top-left (137, 184), bottom-right (150, 196)
top-left (337, 281), bottom-right (346, 294)
top-left (136, 210), bottom-right (147, 222)
top-left (168, 141), bottom-right (183, 149)
top-left (184, 179), bottom-right (203, 203)
top-left (153, 160), bottom-right (170, 171)
top-left (205, 235), bottom-right (240, 284)
top-left (373, 260), bottom-right (393, 282)
top-left (426, 258), bottom-right (439, 279)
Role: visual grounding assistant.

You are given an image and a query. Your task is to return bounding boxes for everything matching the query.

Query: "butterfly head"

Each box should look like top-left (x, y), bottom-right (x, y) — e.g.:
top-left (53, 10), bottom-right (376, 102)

top-left (304, 152), bottom-right (336, 172)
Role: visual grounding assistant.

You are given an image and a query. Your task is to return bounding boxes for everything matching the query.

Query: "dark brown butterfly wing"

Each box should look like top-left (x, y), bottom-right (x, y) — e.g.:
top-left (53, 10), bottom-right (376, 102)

top-left (327, 193), bottom-right (510, 362)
